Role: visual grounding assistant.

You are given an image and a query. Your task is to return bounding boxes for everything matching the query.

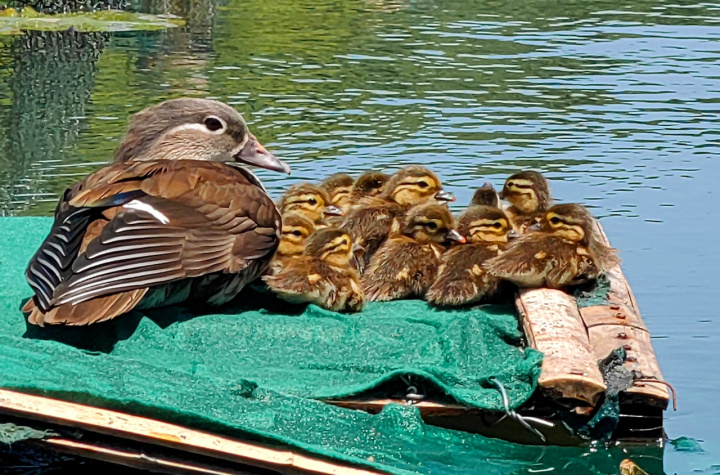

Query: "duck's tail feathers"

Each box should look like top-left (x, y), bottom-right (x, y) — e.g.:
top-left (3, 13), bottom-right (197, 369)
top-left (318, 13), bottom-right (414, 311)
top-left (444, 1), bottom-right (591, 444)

top-left (23, 289), bottom-right (147, 326)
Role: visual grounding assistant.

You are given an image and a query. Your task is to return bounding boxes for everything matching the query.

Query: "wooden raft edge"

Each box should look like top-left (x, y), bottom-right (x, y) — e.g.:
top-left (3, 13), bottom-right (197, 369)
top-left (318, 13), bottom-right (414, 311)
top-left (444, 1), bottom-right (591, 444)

top-left (584, 222), bottom-right (670, 406)
top-left (0, 389), bottom-right (383, 475)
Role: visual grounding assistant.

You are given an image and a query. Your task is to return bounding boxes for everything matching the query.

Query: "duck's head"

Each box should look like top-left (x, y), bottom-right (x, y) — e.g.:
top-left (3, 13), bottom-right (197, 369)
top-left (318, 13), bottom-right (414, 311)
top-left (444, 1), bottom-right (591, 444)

top-left (277, 213), bottom-right (316, 257)
top-left (352, 172), bottom-right (390, 198)
top-left (500, 171), bottom-right (551, 214)
top-left (470, 182), bottom-right (500, 208)
top-left (382, 166), bottom-right (454, 206)
top-left (402, 203), bottom-right (465, 245)
top-left (538, 203), bottom-right (594, 243)
top-left (279, 183), bottom-right (343, 224)
top-left (113, 98), bottom-right (290, 174)
top-left (320, 173), bottom-right (355, 211)
top-left (304, 228), bottom-right (354, 267)
top-left (458, 206), bottom-right (514, 243)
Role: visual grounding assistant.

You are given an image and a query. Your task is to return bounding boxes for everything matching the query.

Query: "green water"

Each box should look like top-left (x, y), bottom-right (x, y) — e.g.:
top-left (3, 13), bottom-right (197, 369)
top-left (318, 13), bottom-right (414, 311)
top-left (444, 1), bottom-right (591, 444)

top-left (0, 0), bottom-right (718, 473)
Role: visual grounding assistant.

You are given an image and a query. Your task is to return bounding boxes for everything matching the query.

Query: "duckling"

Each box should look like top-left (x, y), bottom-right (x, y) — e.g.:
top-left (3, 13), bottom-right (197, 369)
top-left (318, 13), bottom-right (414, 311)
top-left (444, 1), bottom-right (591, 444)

top-left (499, 171), bottom-right (552, 232)
top-left (320, 173), bottom-right (355, 213)
top-left (342, 166), bottom-right (454, 271)
top-left (267, 213), bottom-right (316, 275)
top-left (349, 171), bottom-right (390, 202)
top-left (470, 182), bottom-right (500, 208)
top-left (263, 228), bottom-right (364, 312)
top-left (278, 183), bottom-right (343, 227)
top-left (23, 98), bottom-right (290, 326)
top-left (426, 206), bottom-right (514, 307)
top-left (483, 203), bottom-right (620, 289)
top-left (361, 203), bottom-right (465, 302)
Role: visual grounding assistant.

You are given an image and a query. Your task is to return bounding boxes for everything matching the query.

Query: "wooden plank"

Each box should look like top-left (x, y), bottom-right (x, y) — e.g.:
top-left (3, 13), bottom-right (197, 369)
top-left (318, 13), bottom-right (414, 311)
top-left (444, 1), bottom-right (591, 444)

top-left (585, 325), bottom-right (670, 405)
top-left (0, 389), bottom-right (382, 475)
top-left (327, 399), bottom-right (474, 417)
top-left (39, 438), bottom-right (245, 475)
top-left (581, 222), bottom-right (670, 407)
top-left (516, 288), bottom-right (606, 406)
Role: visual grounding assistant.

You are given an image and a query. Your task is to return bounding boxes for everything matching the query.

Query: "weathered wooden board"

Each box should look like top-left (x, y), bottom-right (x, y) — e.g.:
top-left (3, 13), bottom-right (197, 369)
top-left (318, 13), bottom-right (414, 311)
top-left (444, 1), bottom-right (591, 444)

top-left (0, 389), bottom-right (381, 475)
top-left (516, 288), bottom-right (606, 405)
top-left (39, 438), bottom-right (243, 475)
top-left (581, 222), bottom-right (670, 408)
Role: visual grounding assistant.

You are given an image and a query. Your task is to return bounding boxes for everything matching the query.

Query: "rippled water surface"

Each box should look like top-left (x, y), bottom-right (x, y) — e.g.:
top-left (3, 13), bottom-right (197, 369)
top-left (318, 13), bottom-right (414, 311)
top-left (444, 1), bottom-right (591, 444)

top-left (0, 0), bottom-right (718, 473)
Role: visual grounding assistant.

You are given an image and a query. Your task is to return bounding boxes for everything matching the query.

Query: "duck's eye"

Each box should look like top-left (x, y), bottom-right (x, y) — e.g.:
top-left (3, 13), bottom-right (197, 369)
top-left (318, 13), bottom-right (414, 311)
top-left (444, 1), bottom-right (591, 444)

top-left (308, 198), bottom-right (318, 205)
top-left (550, 216), bottom-right (561, 225)
top-left (493, 222), bottom-right (502, 229)
top-left (418, 181), bottom-right (429, 189)
top-left (341, 239), bottom-right (348, 246)
top-left (292, 230), bottom-right (303, 237)
top-left (204, 116), bottom-right (224, 132)
top-left (507, 181), bottom-right (515, 188)
top-left (426, 222), bottom-right (437, 230)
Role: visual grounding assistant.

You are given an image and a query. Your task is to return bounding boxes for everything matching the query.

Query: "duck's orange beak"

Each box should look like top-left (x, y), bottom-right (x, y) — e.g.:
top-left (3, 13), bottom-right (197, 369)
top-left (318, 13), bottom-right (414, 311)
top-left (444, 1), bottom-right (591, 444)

top-left (235, 133), bottom-right (290, 174)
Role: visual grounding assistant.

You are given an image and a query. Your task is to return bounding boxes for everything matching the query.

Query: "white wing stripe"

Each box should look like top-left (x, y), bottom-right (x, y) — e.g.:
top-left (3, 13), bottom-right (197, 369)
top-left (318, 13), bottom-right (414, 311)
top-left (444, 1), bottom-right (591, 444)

top-left (69, 258), bottom-right (178, 287)
top-left (77, 249), bottom-right (178, 273)
top-left (62, 266), bottom-right (182, 299)
top-left (58, 273), bottom-right (181, 306)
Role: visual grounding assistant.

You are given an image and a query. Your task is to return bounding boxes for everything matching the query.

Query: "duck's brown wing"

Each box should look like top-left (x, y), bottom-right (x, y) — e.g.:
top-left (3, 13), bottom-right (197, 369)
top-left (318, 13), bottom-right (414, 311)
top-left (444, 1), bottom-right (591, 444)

top-left (361, 238), bottom-right (439, 302)
top-left (341, 197), bottom-right (402, 271)
top-left (262, 258), bottom-right (336, 306)
top-left (483, 235), bottom-right (580, 288)
top-left (426, 244), bottom-right (501, 307)
top-left (25, 160), bottom-right (279, 325)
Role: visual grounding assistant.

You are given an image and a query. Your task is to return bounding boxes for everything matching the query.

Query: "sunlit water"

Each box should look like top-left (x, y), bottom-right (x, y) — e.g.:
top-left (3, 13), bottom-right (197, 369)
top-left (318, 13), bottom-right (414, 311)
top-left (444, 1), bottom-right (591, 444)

top-left (0, 0), bottom-right (718, 473)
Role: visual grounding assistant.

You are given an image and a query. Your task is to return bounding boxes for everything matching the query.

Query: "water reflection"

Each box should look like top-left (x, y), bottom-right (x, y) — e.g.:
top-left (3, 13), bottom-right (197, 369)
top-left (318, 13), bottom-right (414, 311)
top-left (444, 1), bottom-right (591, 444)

top-left (0, 0), bottom-right (718, 472)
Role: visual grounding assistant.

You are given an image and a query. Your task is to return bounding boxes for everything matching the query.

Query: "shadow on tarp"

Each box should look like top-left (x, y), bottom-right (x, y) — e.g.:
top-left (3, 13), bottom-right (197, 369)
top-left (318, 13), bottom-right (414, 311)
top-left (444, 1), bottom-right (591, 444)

top-left (20, 285), bottom-right (318, 353)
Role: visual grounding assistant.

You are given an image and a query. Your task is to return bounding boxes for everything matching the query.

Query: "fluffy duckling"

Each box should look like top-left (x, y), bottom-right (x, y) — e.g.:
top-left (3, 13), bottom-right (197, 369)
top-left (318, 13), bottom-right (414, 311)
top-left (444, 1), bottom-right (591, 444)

top-left (426, 206), bottom-right (514, 307)
top-left (349, 171), bottom-right (390, 202)
top-left (278, 183), bottom-right (343, 227)
top-left (320, 173), bottom-right (355, 213)
top-left (342, 166), bottom-right (454, 271)
top-left (267, 213), bottom-right (316, 275)
top-left (483, 203), bottom-right (620, 289)
top-left (23, 98), bottom-right (290, 326)
top-left (361, 203), bottom-right (465, 302)
top-left (499, 171), bottom-right (552, 232)
top-left (263, 228), bottom-right (364, 312)
top-left (470, 182), bottom-right (500, 208)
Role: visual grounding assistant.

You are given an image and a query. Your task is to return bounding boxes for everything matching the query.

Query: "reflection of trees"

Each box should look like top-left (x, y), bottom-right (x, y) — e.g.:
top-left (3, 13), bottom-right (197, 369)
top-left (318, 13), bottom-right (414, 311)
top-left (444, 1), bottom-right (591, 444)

top-left (127, 0), bottom-right (222, 94)
top-left (0, 30), bottom-right (107, 216)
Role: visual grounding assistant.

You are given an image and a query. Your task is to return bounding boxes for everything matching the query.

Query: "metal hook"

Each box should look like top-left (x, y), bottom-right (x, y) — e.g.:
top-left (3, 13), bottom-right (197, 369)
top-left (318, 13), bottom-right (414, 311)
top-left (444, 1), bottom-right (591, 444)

top-left (633, 378), bottom-right (677, 411)
top-left (489, 377), bottom-right (553, 442)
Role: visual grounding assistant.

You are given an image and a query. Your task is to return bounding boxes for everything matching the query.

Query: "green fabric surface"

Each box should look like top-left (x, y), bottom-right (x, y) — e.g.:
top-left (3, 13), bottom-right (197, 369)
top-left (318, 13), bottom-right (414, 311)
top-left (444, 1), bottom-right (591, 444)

top-left (0, 217), bottom-right (545, 474)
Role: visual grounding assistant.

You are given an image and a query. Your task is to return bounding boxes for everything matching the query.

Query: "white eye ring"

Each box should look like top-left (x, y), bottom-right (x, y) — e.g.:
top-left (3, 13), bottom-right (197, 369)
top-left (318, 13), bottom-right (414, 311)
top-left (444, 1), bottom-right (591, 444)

top-left (203, 115), bottom-right (227, 134)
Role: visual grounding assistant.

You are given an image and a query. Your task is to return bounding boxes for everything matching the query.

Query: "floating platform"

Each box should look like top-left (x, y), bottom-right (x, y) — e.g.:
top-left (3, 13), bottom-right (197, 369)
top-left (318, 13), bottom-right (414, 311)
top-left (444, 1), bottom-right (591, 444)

top-left (0, 217), bottom-right (671, 474)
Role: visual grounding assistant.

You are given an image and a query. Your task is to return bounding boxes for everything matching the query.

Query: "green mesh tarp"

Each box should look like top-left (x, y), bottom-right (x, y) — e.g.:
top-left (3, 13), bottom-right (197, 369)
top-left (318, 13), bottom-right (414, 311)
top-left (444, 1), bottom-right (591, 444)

top-left (0, 217), bottom-right (546, 474)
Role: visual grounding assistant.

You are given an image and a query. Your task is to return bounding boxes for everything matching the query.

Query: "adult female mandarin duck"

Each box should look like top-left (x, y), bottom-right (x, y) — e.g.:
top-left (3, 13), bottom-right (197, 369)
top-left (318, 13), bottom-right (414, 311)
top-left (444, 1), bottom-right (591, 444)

top-left (483, 203), bottom-right (619, 288)
top-left (23, 98), bottom-right (290, 326)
